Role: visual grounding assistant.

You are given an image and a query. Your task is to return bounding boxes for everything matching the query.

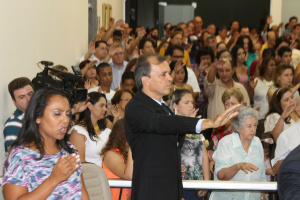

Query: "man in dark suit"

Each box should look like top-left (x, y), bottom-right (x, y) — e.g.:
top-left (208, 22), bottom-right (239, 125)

top-left (278, 144), bottom-right (300, 200)
top-left (125, 53), bottom-right (240, 200)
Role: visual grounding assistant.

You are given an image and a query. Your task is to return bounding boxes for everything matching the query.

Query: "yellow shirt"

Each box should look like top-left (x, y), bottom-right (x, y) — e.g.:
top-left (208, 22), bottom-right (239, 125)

top-left (159, 47), bottom-right (191, 67)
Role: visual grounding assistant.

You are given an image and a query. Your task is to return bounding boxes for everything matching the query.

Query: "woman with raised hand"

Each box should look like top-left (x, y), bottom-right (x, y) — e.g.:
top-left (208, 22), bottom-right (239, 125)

top-left (2, 88), bottom-right (89, 200)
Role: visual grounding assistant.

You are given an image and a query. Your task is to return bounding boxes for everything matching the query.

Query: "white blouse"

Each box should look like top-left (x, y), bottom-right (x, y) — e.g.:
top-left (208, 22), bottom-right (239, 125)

top-left (69, 125), bottom-right (111, 167)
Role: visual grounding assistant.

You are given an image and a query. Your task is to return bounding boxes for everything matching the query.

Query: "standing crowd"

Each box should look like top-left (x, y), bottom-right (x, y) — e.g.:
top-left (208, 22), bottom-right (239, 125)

top-left (2, 15), bottom-right (300, 200)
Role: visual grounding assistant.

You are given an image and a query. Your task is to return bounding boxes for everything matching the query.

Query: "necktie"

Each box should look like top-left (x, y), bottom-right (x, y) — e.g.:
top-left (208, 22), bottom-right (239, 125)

top-left (161, 103), bottom-right (171, 115)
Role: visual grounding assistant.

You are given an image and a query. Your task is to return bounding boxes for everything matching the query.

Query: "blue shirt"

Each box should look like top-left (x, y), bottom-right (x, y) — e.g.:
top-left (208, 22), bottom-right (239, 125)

top-left (109, 61), bottom-right (128, 90)
top-left (210, 132), bottom-right (266, 200)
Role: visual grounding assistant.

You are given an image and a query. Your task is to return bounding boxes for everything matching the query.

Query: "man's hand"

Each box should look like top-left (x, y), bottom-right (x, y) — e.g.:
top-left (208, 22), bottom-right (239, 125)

top-left (201, 104), bottom-right (241, 130)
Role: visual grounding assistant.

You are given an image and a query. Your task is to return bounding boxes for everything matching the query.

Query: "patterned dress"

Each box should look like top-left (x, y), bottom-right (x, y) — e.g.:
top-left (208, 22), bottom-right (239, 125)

top-left (2, 143), bottom-right (82, 200)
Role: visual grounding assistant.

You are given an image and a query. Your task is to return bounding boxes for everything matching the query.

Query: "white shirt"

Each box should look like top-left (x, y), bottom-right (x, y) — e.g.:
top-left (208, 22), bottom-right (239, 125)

top-left (69, 125), bottom-right (111, 167)
top-left (187, 67), bottom-right (201, 93)
top-left (271, 119), bottom-right (300, 166)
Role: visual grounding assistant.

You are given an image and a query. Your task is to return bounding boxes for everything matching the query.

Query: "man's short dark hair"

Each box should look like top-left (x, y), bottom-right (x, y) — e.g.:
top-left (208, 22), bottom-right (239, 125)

top-left (289, 16), bottom-right (298, 22)
top-left (275, 36), bottom-right (290, 49)
top-left (95, 40), bottom-right (107, 49)
top-left (165, 45), bottom-right (184, 57)
top-left (218, 25), bottom-right (228, 31)
top-left (8, 77), bottom-right (34, 100)
top-left (278, 46), bottom-right (292, 57)
top-left (134, 53), bottom-right (166, 90)
top-left (262, 48), bottom-right (276, 58)
top-left (113, 30), bottom-right (123, 37)
top-left (195, 46), bottom-right (215, 64)
top-left (206, 35), bottom-right (216, 43)
top-left (122, 71), bottom-right (135, 83)
top-left (96, 62), bottom-right (111, 75)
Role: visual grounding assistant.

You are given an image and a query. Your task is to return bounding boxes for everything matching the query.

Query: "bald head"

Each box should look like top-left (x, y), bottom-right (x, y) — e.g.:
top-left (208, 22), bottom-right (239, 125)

top-left (194, 16), bottom-right (203, 33)
top-left (267, 31), bottom-right (276, 49)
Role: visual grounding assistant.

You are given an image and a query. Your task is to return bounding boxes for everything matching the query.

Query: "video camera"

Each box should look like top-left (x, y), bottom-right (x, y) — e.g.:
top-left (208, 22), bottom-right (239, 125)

top-left (32, 61), bottom-right (87, 105)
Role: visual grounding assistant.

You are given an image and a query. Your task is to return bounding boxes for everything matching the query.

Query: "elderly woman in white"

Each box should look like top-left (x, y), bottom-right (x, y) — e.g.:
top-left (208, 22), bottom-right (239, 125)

top-left (209, 107), bottom-right (266, 200)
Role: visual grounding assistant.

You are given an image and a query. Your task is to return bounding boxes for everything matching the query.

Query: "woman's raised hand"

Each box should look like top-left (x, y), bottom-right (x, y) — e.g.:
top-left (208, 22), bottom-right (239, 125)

top-left (49, 153), bottom-right (80, 184)
top-left (239, 162), bottom-right (259, 174)
top-left (281, 103), bottom-right (295, 120)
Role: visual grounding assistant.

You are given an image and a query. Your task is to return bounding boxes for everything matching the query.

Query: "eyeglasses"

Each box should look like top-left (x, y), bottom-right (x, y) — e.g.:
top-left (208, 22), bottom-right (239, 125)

top-left (114, 52), bottom-right (124, 56)
top-left (172, 55), bottom-right (184, 59)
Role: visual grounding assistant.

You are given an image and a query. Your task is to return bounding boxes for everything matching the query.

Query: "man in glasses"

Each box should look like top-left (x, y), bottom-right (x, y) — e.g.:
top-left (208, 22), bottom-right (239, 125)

top-left (109, 43), bottom-right (128, 90)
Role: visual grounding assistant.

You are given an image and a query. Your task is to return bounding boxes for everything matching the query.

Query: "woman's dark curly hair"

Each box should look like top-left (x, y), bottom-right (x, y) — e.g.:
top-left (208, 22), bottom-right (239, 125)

top-left (77, 92), bottom-right (107, 142)
top-left (11, 88), bottom-right (75, 160)
top-left (101, 118), bottom-right (128, 159)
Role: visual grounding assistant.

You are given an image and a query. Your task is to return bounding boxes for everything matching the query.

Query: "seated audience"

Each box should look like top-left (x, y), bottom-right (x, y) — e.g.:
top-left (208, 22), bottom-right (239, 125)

top-left (3, 77), bottom-right (34, 153)
top-left (166, 45), bottom-right (201, 98)
top-left (79, 40), bottom-right (109, 66)
top-left (120, 71), bottom-right (136, 93)
top-left (78, 60), bottom-right (99, 90)
top-left (216, 26), bottom-right (229, 44)
top-left (248, 56), bottom-right (276, 119)
top-left (210, 107), bottom-right (266, 200)
top-left (265, 87), bottom-right (299, 143)
top-left (111, 89), bottom-right (134, 119)
top-left (231, 45), bottom-right (248, 88)
top-left (102, 119), bottom-right (133, 200)
top-left (2, 88), bottom-right (89, 199)
top-left (190, 46), bottom-right (215, 108)
top-left (169, 88), bottom-right (210, 199)
top-left (124, 58), bottom-right (137, 73)
top-left (169, 61), bottom-right (194, 97)
top-left (69, 92), bottom-right (111, 167)
top-left (108, 43), bottom-right (128, 90)
top-left (267, 63), bottom-right (300, 103)
top-left (236, 35), bottom-right (257, 70)
top-left (204, 59), bottom-right (250, 119)
top-left (216, 42), bottom-right (227, 53)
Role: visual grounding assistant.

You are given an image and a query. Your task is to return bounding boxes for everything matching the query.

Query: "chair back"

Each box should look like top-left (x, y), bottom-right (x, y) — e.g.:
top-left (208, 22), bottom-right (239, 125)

top-left (82, 162), bottom-right (112, 200)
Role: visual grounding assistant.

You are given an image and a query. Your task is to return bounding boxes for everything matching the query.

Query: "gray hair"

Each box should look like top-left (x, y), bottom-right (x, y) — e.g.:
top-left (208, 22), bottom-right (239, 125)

top-left (134, 53), bottom-right (166, 90)
top-left (231, 106), bottom-right (258, 133)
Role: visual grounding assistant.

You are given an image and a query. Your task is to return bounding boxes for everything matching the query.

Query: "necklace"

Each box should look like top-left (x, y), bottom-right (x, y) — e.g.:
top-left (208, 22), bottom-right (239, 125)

top-left (44, 147), bottom-right (51, 155)
top-left (94, 124), bottom-right (99, 131)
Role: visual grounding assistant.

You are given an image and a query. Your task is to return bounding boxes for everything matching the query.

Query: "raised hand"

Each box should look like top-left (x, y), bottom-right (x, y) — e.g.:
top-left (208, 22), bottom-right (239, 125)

top-left (49, 154), bottom-right (80, 184)
top-left (211, 104), bottom-right (241, 128)
top-left (111, 105), bottom-right (121, 119)
top-left (212, 59), bottom-right (226, 70)
top-left (114, 19), bottom-right (124, 31)
top-left (137, 27), bottom-right (146, 39)
top-left (266, 15), bottom-right (273, 24)
top-left (108, 43), bottom-right (119, 57)
top-left (198, 60), bottom-right (209, 71)
top-left (239, 162), bottom-right (259, 174)
top-left (84, 79), bottom-right (92, 90)
top-left (281, 103), bottom-right (295, 119)
top-left (88, 41), bottom-right (96, 55)
top-left (249, 77), bottom-right (258, 89)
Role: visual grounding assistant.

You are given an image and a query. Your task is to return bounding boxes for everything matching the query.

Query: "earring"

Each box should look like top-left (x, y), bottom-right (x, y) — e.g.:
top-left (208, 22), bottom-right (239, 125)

top-left (174, 109), bottom-right (177, 115)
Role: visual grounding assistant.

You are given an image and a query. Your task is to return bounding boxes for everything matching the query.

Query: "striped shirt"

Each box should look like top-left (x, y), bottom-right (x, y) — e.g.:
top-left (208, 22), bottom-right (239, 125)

top-left (3, 109), bottom-right (24, 152)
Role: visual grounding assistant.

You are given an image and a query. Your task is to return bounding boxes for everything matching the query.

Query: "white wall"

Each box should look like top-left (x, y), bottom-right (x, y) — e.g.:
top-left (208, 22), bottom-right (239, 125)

top-left (282, 0), bottom-right (300, 24)
top-left (97, 0), bottom-right (125, 25)
top-left (271, 0), bottom-right (300, 25)
top-left (0, 0), bottom-right (88, 175)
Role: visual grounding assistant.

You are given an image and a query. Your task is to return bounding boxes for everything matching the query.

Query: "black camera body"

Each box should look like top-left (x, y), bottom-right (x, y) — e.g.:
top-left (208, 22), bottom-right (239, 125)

top-left (32, 61), bottom-right (87, 105)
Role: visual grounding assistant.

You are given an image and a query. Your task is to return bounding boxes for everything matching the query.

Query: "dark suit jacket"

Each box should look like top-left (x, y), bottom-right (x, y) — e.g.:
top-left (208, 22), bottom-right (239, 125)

top-left (125, 90), bottom-right (199, 200)
top-left (278, 144), bottom-right (300, 200)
